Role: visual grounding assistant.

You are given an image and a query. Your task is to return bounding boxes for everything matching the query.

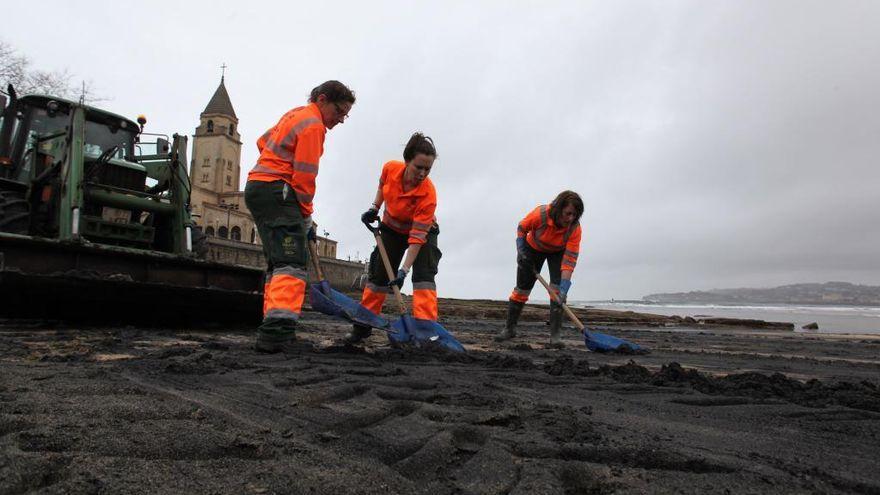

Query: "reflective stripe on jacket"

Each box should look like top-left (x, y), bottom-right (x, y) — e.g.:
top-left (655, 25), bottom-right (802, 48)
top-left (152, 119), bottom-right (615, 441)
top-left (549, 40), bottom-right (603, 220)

top-left (379, 160), bottom-right (437, 245)
top-left (248, 103), bottom-right (325, 216)
top-left (518, 204), bottom-right (582, 272)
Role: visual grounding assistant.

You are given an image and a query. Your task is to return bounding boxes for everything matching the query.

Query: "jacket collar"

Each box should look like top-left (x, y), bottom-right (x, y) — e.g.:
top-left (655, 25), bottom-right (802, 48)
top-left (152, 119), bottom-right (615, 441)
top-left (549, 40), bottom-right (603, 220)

top-left (305, 102), bottom-right (325, 129)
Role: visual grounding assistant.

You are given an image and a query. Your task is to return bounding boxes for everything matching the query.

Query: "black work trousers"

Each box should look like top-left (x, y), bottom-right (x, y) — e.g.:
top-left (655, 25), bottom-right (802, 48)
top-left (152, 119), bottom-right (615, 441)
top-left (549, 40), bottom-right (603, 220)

top-left (244, 180), bottom-right (310, 337)
top-left (515, 243), bottom-right (563, 304)
top-left (366, 224), bottom-right (441, 288)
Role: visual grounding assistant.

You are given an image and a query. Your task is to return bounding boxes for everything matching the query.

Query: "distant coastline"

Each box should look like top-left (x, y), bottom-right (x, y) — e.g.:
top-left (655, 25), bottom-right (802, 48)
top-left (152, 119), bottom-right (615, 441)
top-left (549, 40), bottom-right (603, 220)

top-left (582, 300), bottom-right (880, 335)
top-left (641, 282), bottom-right (880, 307)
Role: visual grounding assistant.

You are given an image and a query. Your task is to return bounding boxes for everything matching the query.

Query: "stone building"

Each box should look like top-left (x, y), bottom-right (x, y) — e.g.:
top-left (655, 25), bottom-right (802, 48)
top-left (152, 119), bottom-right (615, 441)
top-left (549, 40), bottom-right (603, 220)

top-left (187, 75), bottom-right (364, 288)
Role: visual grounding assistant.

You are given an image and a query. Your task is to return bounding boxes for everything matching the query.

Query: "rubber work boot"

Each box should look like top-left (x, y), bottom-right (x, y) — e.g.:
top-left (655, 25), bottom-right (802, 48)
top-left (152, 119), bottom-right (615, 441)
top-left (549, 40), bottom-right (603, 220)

top-left (254, 331), bottom-right (296, 353)
top-left (494, 301), bottom-right (524, 342)
top-left (344, 324), bottom-right (373, 345)
top-left (547, 303), bottom-right (564, 348)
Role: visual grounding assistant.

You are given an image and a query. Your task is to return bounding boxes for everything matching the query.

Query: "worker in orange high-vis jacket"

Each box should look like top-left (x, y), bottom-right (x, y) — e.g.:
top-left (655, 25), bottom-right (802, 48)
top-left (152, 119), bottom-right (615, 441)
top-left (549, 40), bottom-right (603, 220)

top-left (495, 191), bottom-right (584, 348)
top-left (244, 80), bottom-right (355, 353)
top-left (345, 132), bottom-right (441, 344)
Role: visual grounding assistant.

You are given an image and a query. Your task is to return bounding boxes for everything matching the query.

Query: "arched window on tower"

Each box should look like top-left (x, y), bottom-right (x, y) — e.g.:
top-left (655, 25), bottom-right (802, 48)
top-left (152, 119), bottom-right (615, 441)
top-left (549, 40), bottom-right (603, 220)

top-left (205, 226), bottom-right (215, 236)
top-left (207, 120), bottom-right (214, 133)
top-left (250, 228), bottom-right (256, 244)
top-left (229, 124), bottom-right (235, 135)
top-left (230, 226), bottom-right (241, 241)
top-left (218, 226), bottom-right (228, 239)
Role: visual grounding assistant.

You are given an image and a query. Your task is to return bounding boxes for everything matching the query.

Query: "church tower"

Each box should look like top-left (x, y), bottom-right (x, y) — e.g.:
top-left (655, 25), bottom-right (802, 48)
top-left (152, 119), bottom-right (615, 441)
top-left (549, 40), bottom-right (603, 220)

top-left (190, 75), bottom-right (241, 197)
top-left (189, 73), bottom-right (255, 242)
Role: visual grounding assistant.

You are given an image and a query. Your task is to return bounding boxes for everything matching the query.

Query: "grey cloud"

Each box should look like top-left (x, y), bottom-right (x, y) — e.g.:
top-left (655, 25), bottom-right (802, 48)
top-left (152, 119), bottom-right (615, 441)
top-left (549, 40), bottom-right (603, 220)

top-left (4, 0), bottom-right (879, 300)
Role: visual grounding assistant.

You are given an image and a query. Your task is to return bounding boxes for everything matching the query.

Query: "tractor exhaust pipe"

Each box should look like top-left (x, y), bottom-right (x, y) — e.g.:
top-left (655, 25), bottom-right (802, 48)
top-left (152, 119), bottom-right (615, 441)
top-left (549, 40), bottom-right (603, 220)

top-left (71, 208), bottom-right (80, 236)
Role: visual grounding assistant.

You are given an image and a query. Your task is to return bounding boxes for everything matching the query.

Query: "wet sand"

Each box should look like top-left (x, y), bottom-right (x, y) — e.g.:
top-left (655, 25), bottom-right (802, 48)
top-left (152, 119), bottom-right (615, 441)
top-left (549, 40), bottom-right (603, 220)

top-left (2, 304), bottom-right (879, 494)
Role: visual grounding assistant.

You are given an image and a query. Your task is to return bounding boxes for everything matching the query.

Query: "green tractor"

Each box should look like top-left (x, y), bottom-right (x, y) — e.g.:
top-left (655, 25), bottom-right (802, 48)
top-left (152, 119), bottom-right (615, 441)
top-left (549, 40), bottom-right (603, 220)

top-left (0, 85), bottom-right (261, 324)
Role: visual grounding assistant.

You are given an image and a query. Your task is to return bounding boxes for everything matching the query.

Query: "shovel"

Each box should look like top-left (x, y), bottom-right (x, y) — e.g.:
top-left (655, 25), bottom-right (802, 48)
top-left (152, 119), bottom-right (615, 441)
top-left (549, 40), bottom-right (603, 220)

top-left (306, 240), bottom-right (390, 330)
top-left (369, 225), bottom-right (465, 353)
top-left (534, 271), bottom-right (646, 353)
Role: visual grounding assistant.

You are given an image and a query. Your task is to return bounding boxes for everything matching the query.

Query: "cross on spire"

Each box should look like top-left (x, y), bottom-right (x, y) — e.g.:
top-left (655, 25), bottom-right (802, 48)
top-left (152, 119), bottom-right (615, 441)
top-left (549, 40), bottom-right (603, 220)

top-left (220, 63), bottom-right (227, 82)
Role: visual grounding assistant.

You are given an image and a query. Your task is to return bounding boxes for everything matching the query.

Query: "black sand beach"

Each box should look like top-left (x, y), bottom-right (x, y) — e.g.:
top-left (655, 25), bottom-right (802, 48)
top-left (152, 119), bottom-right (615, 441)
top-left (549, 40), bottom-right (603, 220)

top-left (2, 303), bottom-right (879, 494)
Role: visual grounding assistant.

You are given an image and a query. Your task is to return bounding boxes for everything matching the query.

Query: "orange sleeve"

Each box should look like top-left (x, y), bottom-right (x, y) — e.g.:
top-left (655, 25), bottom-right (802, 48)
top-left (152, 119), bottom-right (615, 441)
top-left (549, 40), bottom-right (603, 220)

top-left (517, 207), bottom-right (541, 238)
top-left (290, 125), bottom-right (325, 216)
top-left (409, 187), bottom-right (436, 245)
top-left (562, 224), bottom-right (582, 273)
top-left (256, 127), bottom-right (272, 154)
top-left (379, 161), bottom-right (392, 186)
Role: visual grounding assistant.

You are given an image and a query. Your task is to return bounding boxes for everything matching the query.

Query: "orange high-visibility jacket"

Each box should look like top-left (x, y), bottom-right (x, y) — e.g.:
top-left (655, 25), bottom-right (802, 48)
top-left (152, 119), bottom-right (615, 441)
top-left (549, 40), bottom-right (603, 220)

top-left (379, 160), bottom-right (437, 245)
top-left (248, 103), bottom-right (326, 217)
top-left (518, 204), bottom-right (582, 272)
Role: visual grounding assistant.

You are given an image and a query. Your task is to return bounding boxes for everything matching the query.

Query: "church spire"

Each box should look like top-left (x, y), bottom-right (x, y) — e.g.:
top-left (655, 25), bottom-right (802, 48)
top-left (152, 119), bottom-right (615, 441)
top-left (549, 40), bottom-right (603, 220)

top-left (202, 68), bottom-right (236, 119)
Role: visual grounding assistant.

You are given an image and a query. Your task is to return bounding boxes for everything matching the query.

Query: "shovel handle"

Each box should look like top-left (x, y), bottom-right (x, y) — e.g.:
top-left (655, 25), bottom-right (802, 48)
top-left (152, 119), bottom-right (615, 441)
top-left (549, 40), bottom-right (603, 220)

top-left (534, 271), bottom-right (585, 331)
top-left (373, 229), bottom-right (408, 314)
top-left (307, 240), bottom-right (325, 281)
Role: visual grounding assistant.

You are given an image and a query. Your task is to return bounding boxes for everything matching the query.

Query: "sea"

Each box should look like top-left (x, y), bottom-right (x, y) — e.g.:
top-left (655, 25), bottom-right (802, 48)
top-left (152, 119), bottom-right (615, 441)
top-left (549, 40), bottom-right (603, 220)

top-left (574, 301), bottom-right (880, 335)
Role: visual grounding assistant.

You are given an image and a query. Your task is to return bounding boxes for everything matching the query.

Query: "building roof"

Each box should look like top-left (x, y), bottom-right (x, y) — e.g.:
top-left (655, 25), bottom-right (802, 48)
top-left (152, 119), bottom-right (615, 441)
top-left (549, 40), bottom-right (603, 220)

top-left (202, 77), bottom-right (237, 119)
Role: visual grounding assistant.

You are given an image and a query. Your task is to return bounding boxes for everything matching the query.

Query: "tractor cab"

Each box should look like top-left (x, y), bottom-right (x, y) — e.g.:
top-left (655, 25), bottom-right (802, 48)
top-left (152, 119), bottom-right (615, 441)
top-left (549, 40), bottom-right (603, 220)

top-left (2, 94), bottom-right (140, 183)
top-left (0, 89), bottom-right (194, 253)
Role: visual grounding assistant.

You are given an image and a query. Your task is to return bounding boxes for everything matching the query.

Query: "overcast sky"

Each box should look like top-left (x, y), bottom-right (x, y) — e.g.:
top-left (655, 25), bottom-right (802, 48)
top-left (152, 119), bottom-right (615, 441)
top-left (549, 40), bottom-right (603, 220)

top-left (4, 1), bottom-right (879, 301)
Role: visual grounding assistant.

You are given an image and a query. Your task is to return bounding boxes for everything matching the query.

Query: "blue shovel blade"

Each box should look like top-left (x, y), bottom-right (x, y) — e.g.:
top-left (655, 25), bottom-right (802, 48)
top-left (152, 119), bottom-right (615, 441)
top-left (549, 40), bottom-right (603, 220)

top-left (309, 281), bottom-right (389, 330)
top-left (584, 329), bottom-right (645, 353)
top-left (389, 315), bottom-right (466, 353)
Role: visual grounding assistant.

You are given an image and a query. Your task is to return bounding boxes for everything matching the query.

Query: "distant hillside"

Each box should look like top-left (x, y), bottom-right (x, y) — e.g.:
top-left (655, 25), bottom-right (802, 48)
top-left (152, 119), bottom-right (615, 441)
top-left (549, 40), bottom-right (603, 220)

top-left (643, 282), bottom-right (880, 306)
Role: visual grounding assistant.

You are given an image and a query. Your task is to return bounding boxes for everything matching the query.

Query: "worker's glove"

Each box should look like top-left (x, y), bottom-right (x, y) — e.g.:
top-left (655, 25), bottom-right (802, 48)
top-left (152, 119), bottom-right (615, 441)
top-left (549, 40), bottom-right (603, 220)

top-left (556, 279), bottom-right (572, 304)
top-left (316, 280), bottom-right (332, 296)
top-left (307, 224), bottom-right (317, 242)
top-left (361, 207), bottom-right (379, 228)
top-left (515, 238), bottom-right (531, 269)
top-left (388, 267), bottom-right (409, 289)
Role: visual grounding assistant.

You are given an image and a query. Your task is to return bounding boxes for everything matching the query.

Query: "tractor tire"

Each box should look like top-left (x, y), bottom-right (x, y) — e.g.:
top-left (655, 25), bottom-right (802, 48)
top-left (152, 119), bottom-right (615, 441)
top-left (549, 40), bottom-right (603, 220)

top-left (0, 191), bottom-right (30, 234)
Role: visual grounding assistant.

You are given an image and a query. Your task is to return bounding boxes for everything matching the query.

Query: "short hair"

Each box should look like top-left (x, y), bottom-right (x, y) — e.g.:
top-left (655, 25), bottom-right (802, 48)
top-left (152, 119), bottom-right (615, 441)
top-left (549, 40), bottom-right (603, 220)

top-left (403, 132), bottom-right (437, 162)
top-left (549, 190), bottom-right (584, 225)
top-left (309, 80), bottom-right (356, 104)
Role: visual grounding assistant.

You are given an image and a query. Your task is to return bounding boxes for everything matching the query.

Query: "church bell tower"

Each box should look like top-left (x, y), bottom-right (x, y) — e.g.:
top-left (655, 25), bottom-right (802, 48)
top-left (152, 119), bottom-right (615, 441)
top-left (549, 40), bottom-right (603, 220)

top-left (190, 72), bottom-right (242, 201)
top-left (188, 69), bottom-right (253, 242)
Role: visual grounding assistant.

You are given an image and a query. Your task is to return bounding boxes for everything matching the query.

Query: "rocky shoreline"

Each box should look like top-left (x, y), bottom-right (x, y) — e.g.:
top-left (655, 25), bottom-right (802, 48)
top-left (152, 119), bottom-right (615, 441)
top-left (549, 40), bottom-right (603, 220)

top-left (436, 297), bottom-right (796, 330)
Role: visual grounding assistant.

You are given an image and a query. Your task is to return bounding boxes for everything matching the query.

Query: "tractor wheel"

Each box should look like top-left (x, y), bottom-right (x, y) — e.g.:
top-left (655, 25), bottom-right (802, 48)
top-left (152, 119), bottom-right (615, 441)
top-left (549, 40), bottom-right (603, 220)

top-left (0, 191), bottom-right (30, 234)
